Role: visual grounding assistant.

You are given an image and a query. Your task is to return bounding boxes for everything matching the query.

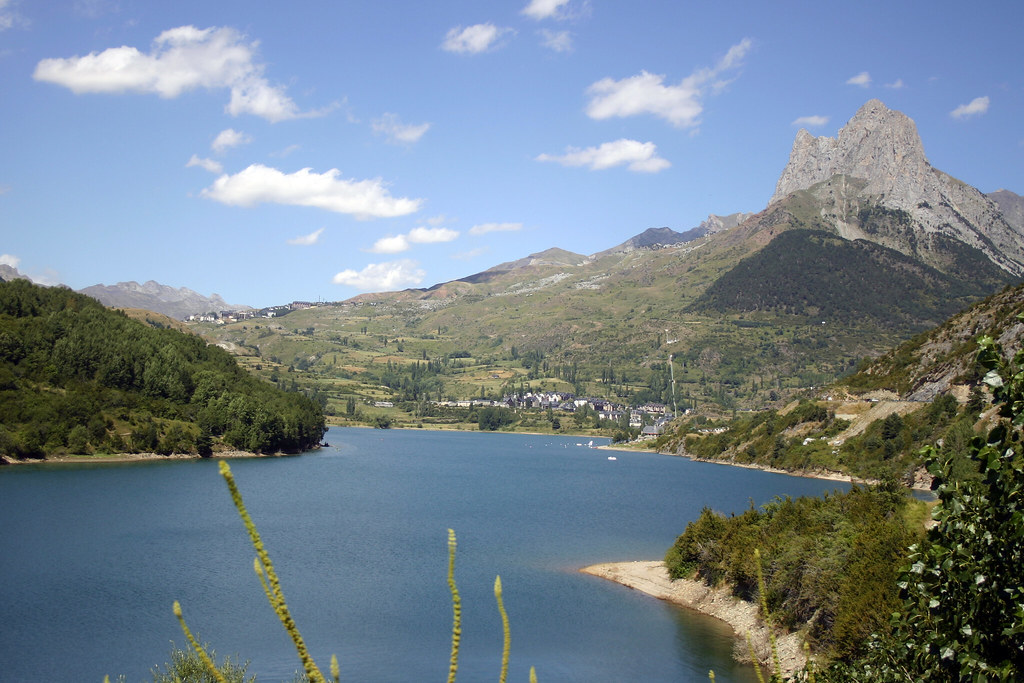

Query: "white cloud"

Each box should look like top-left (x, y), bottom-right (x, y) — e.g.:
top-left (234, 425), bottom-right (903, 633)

top-left (287, 228), bottom-right (325, 246)
top-left (791, 115), bottom-right (829, 128)
top-left (186, 154), bottom-right (224, 173)
top-left (539, 29), bottom-right (573, 52)
top-left (33, 25), bottom-right (314, 122)
top-left (536, 139), bottom-right (670, 173)
top-left (846, 71), bottom-right (872, 88)
top-left (951, 96), bottom-right (990, 120)
top-left (442, 23), bottom-right (514, 54)
top-left (369, 226), bottom-right (459, 254)
top-left (332, 259), bottom-right (425, 292)
top-left (469, 222), bottom-right (522, 236)
top-left (522, 0), bottom-right (571, 20)
top-left (0, 253), bottom-right (20, 268)
top-left (0, 0), bottom-right (25, 31)
top-left (885, 78), bottom-right (905, 89)
top-left (452, 247), bottom-right (489, 261)
top-left (409, 226), bottom-right (458, 243)
top-left (272, 144), bottom-right (301, 158)
top-left (585, 38), bottom-right (752, 128)
top-left (212, 128), bottom-right (251, 153)
top-left (372, 113), bottom-right (431, 145)
top-left (200, 164), bottom-right (422, 219)
top-left (369, 234), bottom-right (410, 254)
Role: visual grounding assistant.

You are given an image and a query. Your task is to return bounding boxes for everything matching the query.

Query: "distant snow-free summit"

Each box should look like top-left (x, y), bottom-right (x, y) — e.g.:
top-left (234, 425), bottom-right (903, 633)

top-left (78, 280), bottom-right (251, 320)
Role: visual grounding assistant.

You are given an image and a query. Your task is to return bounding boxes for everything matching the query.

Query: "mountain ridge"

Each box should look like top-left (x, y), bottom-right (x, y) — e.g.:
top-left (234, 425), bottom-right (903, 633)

top-left (769, 99), bottom-right (1024, 276)
top-left (78, 280), bottom-right (251, 320)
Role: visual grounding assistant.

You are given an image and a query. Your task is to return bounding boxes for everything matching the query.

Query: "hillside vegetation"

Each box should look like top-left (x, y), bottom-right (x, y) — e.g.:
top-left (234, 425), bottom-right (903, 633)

top-left (192, 195), bottom-right (1014, 424)
top-left (651, 283), bottom-right (1024, 485)
top-left (0, 279), bottom-right (326, 460)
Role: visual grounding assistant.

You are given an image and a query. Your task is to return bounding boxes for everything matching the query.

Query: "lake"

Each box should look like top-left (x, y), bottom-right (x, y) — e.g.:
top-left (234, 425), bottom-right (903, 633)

top-left (0, 428), bottom-right (851, 682)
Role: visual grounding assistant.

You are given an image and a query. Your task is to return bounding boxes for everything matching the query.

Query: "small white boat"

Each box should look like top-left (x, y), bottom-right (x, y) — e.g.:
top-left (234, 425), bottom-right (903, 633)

top-left (607, 456), bottom-right (617, 461)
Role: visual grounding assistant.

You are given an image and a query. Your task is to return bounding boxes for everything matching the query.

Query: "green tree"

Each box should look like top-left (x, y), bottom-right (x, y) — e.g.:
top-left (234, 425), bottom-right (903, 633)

top-left (819, 334), bottom-right (1024, 681)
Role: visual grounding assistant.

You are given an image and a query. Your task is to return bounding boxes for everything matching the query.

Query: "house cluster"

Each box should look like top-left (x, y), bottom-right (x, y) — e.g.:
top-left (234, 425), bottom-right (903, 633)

top-left (431, 391), bottom-right (679, 436)
top-left (187, 302), bottom-right (315, 324)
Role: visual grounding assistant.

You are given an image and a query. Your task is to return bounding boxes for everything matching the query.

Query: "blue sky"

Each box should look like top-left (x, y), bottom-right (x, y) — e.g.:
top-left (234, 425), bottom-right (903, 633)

top-left (2, 0), bottom-right (1022, 307)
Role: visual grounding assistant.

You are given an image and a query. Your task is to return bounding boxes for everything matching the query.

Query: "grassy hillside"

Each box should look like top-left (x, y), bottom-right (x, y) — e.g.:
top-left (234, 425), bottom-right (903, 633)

top-left (654, 282), bottom-right (1024, 484)
top-left (0, 280), bottom-right (326, 460)
top-left (193, 194), bottom-right (1016, 422)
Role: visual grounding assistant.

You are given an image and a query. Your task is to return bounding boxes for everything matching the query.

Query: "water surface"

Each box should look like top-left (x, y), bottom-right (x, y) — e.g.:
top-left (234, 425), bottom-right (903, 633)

top-left (0, 428), bottom-right (850, 682)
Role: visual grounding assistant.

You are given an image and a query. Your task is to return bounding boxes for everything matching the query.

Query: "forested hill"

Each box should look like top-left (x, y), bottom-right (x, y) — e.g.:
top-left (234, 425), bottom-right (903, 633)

top-left (0, 279), bottom-right (326, 460)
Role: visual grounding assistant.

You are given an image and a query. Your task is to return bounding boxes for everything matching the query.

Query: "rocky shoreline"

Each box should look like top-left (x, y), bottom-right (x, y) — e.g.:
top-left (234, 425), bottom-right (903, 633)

top-left (0, 449), bottom-right (290, 466)
top-left (581, 560), bottom-right (806, 677)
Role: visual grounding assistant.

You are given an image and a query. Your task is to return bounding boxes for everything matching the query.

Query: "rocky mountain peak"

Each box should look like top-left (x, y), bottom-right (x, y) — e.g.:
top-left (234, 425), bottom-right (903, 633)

top-left (768, 100), bottom-right (1024, 276)
top-left (78, 280), bottom-right (249, 319)
top-left (770, 99), bottom-right (927, 205)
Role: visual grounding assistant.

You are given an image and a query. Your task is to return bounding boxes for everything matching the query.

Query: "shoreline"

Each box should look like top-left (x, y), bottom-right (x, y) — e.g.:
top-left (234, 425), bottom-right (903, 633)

top-left (0, 449), bottom-right (307, 466)
top-left (581, 560), bottom-right (806, 676)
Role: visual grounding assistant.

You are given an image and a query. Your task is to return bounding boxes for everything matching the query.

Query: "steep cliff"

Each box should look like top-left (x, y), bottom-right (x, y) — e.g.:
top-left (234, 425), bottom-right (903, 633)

top-left (770, 99), bottom-right (1024, 276)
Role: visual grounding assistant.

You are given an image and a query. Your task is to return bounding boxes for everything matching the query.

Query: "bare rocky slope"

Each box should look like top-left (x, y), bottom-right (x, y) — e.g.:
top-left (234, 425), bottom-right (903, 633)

top-left (770, 99), bottom-right (1024, 276)
top-left (78, 280), bottom-right (250, 320)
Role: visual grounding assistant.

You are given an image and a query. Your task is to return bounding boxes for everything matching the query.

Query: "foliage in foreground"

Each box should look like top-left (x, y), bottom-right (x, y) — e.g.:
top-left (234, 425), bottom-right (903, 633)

top-left (116, 461), bottom-right (535, 683)
top-left (814, 334), bottom-right (1024, 681)
top-left (665, 482), bottom-right (921, 660)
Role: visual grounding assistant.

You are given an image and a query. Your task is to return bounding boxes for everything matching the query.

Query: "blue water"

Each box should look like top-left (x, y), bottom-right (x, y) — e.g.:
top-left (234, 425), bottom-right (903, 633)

top-left (0, 428), bottom-right (850, 682)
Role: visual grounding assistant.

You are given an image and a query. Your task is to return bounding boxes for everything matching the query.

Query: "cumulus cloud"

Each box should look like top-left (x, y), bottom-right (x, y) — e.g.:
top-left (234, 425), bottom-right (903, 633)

top-left (536, 139), bottom-right (670, 173)
top-left (212, 128), bottom-right (251, 153)
top-left (200, 164), bottom-right (422, 219)
top-left (186, 154), bottom-right (224, 173)
top-left (410, 226), bottom-right (458, 243)
top-left (370, 226), bottom-right (459, 254)
top-left (951, 96), bottom-right (990, 120)
top-left (33, 25), bottom-right (315, 122)
top-left (522, 0), bottom-right (571, 20)
top-left (372, 113), bottom-right (431, 144)
top-left (585, 38), bottom-right (752, 128)
top-left (846, 71), bottom-right (872, 87)
top-left (369, 234), bottom-right (410, 254)
top-left (539, 29), bottom-right (573, 52)
top-left (0, 253), bottom-right (20, 268)
top-left (469, 222), bottom-right (522, 236)
top-left (332, 259), bottom-right (425, 291)
top-left (442, 23), bottom-right (514, 54)
top-left (287, 228), bottom-right (324, 246)
top-left (885, 78), bottom-right (905, 89)
top-left (792, 115), bottom-right (829, 128)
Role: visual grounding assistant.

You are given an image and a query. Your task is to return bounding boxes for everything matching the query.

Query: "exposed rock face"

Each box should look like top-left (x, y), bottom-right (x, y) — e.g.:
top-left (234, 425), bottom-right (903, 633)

top-left (988, 189), bottom-right (1024, 235)
top-left (0, 264), bottom-right (32, 283)
top-left (78, 280), bottom-right (249, 320)
top-left (697, 212), bottom-right (755, 235)
top-left (770, 99), bottom-right (1024, 276)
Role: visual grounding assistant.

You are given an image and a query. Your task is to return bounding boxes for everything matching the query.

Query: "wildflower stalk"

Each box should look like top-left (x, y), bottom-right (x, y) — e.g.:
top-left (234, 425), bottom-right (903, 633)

top-left (747, 632), bottom-right (766, 683)
top-left (172, 601), bottom-right (229, 683)
top-left (219, 461), bottom-right (326, 683)
top-left (330, 654), bottom-right (340, 683)
top-left (495, 576), bottom-right (511, 683)
top-left (753, 549), bottom-right (782, 679)
top-left (447, 528), bottom-right (462, 683)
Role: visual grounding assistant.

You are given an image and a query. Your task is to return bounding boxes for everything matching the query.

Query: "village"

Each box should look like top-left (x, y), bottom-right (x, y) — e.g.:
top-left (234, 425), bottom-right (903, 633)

top-left (374, 391), bottom-right (681, 438)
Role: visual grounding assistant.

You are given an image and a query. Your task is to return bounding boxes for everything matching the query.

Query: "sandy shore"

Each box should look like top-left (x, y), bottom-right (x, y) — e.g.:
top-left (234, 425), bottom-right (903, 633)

top-left (581, 560), bottom-right (806, 677)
